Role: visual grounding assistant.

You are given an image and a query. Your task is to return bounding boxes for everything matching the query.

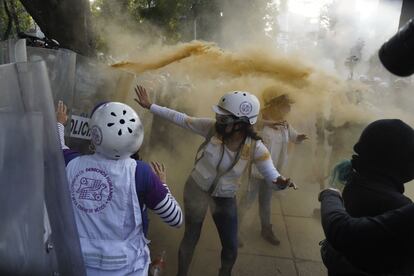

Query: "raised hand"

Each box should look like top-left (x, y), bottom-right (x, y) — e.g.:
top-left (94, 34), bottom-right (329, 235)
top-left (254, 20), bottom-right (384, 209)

top-left (56, 100), bottom-right (68, 125)
top-left (297, 134), bottom-right (309, 142)
top-left (151, 161), bottom-right (167, 183)
top-left (134, 85), bottom-right (152, 109)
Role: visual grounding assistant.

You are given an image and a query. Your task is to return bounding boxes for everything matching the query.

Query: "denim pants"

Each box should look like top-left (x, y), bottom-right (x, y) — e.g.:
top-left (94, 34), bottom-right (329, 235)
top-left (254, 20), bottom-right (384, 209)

top-left (177, 177), bottom-right (238, 276)
top-left (238, 177), bottom-right (272, 228)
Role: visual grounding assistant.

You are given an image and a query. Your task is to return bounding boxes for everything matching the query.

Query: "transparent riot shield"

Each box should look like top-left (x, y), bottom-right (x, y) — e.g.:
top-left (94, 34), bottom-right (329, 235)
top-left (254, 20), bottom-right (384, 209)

top-left (27, 47), bottom-right (76, 108)
top-left (0, 112), bottom-right (47, 275)
top-left (73, 55), bottom-right (135, 115)
top-left (25, 47), bottom-right (140, 155)
top-left (0, 61), bottom-right (85, 276)
top-left (67, 55), bottom-right (136, 153)
top-left (0, 39), bottom-right (27, 64)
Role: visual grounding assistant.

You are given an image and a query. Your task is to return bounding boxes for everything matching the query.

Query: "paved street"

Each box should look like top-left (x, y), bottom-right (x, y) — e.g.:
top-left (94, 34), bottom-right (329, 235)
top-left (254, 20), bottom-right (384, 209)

top-left (149, 177), bottom-right (327, 276)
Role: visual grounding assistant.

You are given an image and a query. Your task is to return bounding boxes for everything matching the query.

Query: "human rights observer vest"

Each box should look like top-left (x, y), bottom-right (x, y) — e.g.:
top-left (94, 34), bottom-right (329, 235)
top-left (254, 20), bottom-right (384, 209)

top-left (66, 154), bottom-right (150, 276)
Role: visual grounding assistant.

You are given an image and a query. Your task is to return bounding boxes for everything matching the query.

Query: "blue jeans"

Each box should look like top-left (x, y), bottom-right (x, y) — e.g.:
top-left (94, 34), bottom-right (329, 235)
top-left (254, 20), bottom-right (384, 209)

top-left (177, 177), bottom-right (238, 276)
top-left (238, 177), bottom-right (272, 228)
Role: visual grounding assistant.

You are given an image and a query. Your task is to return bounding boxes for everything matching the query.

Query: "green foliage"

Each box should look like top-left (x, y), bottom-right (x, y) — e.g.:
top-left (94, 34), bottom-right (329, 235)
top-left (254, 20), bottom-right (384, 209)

top-left (90, 0), bottom-right (222, 52)
top-left (0, 0), bottom-right (33, 40)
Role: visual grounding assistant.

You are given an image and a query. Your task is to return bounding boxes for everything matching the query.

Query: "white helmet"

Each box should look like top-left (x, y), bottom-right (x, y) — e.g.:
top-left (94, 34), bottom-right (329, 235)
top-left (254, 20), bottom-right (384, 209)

top-left (90, 102), bottom-right (144, 160)
top-left (212, 91), bottom-right (260, 125)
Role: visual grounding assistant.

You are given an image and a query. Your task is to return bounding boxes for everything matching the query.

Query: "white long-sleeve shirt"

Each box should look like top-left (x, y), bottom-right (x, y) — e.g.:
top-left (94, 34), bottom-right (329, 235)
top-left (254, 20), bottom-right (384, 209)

top-left (252, 122), bottom-right (300, 179)
top-left (150, 104), bottom-right (282, 197)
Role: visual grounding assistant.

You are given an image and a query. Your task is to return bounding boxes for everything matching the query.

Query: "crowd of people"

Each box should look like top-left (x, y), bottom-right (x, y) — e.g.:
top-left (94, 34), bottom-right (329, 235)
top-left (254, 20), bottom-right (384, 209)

top-left (56, 78), bottom-right (414, 276)
top-left (56, 82), bottom-right (306, 275)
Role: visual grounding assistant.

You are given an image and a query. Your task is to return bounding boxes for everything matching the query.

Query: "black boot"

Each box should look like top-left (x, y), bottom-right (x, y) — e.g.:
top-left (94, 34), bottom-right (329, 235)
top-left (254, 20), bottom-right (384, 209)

top-left (261, 224), bottom-right (280, 246)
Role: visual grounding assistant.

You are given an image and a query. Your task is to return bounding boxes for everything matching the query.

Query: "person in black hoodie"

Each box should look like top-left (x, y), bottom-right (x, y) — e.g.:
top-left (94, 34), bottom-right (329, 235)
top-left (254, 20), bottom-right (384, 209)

top-left (320, 119), bottom-right (414, 275)
top-left (342, 119), bottom-right (414, 217)
top-left (320, 189), bottom-right (414, 275)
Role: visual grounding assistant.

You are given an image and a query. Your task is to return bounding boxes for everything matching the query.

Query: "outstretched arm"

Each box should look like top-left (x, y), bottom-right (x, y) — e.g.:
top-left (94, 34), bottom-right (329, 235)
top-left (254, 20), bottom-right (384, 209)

top-left (319, 188), bottom-right (414, 252)
top-left (319, 188), bottom-right (414, 275)
top-left (56, 100), bottom-right (69, 150)
top-left (134, 85), bottom-right (214, 138)
top-left (253, 141), bottom-right (297, 190)
top-left (288, 125), bottom-right (308, 143)
top-left (56, 100), bottom-right (80, 165)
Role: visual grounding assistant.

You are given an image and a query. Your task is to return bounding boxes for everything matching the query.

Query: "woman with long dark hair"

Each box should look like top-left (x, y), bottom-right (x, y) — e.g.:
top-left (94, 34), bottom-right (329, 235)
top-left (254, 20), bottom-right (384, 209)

top-left (135, 85), bottom-right (296, 276)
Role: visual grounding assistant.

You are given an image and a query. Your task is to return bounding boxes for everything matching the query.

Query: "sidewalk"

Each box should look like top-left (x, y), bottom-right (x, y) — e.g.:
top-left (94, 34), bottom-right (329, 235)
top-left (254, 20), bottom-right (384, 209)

top-left (148, 180), bottom-right (327, 276)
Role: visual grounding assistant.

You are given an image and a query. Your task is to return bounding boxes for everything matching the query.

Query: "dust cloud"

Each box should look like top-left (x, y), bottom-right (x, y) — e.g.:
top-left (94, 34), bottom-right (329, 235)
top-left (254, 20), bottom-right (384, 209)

top-left (92, 0), bottom-right (414, 273)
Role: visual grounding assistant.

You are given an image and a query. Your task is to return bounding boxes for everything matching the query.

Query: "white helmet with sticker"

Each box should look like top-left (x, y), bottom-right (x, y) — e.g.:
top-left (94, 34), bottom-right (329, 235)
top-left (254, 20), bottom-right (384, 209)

top-left (90, 102), bottom-right (144, 160)
top-left (212, 91), bottom-right (260, 124)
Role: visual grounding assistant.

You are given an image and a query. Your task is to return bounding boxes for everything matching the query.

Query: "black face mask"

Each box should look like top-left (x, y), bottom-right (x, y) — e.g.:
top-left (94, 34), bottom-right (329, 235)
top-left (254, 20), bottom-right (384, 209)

top-left (352, 119), bottom-right (414, 186)
top-left (215, 122), bottom-right (246, 140)
top-left (215, 123), bottom-right (232, 138)
top-left (215, 114), bottom-right (249, 139)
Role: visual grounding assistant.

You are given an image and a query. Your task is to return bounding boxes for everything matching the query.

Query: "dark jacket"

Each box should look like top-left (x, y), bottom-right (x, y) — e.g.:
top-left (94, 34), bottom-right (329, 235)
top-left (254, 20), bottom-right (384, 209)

top-left (342, 173), bottom-right (412, 217)
top-left (320, 189), bottom-right (414, 275)
top-left (343, 119), bottom-right (414, 217)
top-left (322, 119), bottom-right (414, 275)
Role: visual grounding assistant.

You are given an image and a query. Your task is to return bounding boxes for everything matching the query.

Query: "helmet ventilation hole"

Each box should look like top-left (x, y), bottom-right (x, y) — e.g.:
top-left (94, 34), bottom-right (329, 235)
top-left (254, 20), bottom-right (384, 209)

top-left (118, 129), bottom-right (122, 136)
top-left (111, 112), bottom-right (117, 117)
top-left (128, 127), bottom-right (132, 133)
top-left (120, 119), bottom-right (125, 124)
top-left (222, 98), bottom-right (225, 102)
top-left (243, 93), bottom-right (246, 96)
top-left (123, 110), bottom-right (126, 115)
top-left (130, 119), bottom-right (136, 122)
top-left (107, 123), bottom-right (114, 127)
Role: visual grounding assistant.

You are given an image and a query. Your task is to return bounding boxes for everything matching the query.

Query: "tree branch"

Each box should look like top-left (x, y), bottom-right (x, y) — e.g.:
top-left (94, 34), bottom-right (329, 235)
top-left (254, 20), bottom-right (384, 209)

top-left (3, 0), bottom-right (12, 40)
top-left (9, 0), bottom-right (20, 34)
top-left (19, 0), bottom-right (95, 56)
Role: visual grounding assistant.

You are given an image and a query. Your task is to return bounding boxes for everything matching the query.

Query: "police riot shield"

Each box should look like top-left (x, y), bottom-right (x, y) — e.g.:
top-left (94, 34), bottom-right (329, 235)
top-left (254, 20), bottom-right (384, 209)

top-left (0, 61), bottom-right (85, 276)
top-left (25, 46), bottom-right (148, 156)
top-left (27, 47), bottom-right (77, 108)
top-left (0, 39), bottom-right (27, 64)
top-left (67, 55), bottom-right (136, 153)
top-left (0, 112), bottom-right (46, 275)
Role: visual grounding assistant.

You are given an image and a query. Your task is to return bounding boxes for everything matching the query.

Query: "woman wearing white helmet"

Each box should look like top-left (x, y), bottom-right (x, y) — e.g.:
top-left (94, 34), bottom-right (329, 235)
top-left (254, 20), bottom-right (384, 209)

top-left (135, 86), bottom-right (296, 276)
top-left (56, 101), bottom-right (182, 276)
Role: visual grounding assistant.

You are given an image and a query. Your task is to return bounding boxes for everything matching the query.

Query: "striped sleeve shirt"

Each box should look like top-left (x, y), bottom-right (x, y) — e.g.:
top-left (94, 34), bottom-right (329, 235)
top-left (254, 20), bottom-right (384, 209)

top-left (141, 170), bottom-right (183, 228)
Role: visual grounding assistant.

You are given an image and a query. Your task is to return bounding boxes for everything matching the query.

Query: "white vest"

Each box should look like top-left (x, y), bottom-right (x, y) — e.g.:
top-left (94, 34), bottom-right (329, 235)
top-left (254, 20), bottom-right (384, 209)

top-left (66, 154), bottom-right (150, 276)
top-left (191, 136), bottom-right (253, 197)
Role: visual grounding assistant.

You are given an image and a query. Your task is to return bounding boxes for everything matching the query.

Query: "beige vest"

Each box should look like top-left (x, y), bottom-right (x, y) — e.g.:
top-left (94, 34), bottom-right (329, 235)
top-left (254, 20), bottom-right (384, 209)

top-left (190, 136), bottom-right (253, 197)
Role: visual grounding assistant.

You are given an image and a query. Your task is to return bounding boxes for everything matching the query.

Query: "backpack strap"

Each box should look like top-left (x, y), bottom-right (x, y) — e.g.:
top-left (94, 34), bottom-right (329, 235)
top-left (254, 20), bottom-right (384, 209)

top-left (194, 126), bottom-right (216, 165)
top-left (194, 126), bottom-right (256, 195)
top-left (207, 141), bottom-right (244, 195)
top-left (246, 139), bottom-right (257, 192)
top-left (135, 161), bottom-right (152, 237)
top-left (209, 138), bottom-right (258, 195)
